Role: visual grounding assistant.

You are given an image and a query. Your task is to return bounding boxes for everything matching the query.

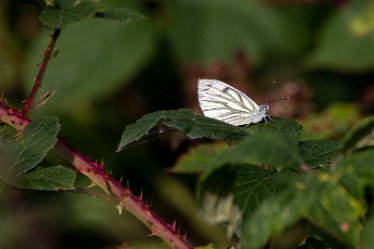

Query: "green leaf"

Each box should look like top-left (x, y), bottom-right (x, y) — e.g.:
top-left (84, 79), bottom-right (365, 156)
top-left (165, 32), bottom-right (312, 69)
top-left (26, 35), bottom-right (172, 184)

top-left (306, 173), bottom-right (365, 248)
top-left (297, 237), bottom-right (331, 249)
top-left (25, 18), bottom-right (155, 115)
top-left (308, 201), bottom-right (363, 248)
top-left (249, 118), bottom-right (302, 145)
top-left (0, 116), bottom-right (60, 185)
top-left (11, 166), bottom-right (76, 191)
top-left (172, 143), bottom-right (230, 173)
top-left (233, 166), bottom-right (278, 216)
top-left (339, 149), bottom-right (374, 185)
top-left (166, 0), bottom-right (311, 65)
top-left (306, 0), bottom-right (374, 72)
top-left (203, 130), bottom-right (301, 171)
top-left (338, 116), bottom-right (374, 154)
top-left (117, 109), bottom-right (249, 152)
top-left (96, 0), bottom-right (145, 23)
top-left (299, 139), bottom-right (337, 167)
top-left (242, 174), bottom-right (324, 249)
top-left (40, 0), bottom-right (98, 29)
top-left (196, 166), bottom-right (241, 238)
top-left (362, 207), bottom-right (374, 249)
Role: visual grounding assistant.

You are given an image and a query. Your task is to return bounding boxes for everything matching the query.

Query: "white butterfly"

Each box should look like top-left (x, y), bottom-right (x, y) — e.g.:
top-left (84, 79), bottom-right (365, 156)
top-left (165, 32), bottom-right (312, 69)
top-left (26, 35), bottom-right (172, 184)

top-left (198, 79), bottom-right (270, 126)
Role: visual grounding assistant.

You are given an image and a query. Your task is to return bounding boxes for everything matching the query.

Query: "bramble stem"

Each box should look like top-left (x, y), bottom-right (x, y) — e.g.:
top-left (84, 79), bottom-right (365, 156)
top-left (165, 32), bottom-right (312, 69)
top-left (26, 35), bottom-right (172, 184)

top-left (22, 29), bottom-right (60, 116)
top-left (0, 101), bottom-right (193, 249)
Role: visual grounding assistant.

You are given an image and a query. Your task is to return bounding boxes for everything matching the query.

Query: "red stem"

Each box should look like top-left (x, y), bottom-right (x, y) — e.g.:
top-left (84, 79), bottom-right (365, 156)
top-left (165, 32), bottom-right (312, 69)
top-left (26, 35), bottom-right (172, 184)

top-left (22, 29), bottom-right (61, 116)
top-left (0, 101), bottom-right (193, 249)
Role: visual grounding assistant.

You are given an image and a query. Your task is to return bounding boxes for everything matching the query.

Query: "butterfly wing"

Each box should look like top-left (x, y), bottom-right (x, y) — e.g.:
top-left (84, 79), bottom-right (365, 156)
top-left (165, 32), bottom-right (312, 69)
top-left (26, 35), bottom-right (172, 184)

top-left (198, 79), bottom-right (260, 126)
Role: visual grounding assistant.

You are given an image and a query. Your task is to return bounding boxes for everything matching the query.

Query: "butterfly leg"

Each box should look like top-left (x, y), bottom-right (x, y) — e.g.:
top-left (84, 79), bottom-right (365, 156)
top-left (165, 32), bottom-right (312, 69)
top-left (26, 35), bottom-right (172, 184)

top-left (264, 115), bottom-right (272, 124)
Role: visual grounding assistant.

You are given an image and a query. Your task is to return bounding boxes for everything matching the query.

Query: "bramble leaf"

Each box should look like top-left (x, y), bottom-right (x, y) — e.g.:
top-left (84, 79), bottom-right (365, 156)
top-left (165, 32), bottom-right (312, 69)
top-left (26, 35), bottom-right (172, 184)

top-left (117, 109), bottom-right (249, 152)
top-left (233, 166), bottom-right (278, 216)
top-left (307, 187), bottom-right (364, 248)
top-left (11, 166), bottom-right (76, 191)
top-left (248, 117), bottom-right (302, 145)
top-left (172, 143), bottom-right (230, 173)
top-left (242, 174), bottom-right (323, 249)
top-left (202, 130), bottom-right (301, 170)
top-left (39, 0), bottom-right (143, 29)
top-left (0, 116), bottom-right (60, 186)
top-left (40, 0), bottom-right (98, 29)
top-left (338, 116), bottom-right (374, 154)
top-left (299, 139), bottom-right (337, 167)
top-left (339, 149), bottom-right (374, 185)
top-left (96, 0), bottom-right (145, 23)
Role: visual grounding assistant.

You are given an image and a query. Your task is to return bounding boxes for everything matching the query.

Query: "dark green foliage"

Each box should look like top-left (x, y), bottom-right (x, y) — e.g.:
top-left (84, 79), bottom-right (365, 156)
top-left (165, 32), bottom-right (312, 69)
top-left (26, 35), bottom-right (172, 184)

top-left (299, 139), bottom-right (337, 167)
top-left (25, 18), bottom-right (155, 115)
top-left (0, 117), bottom-right (76, 191)
top-left (40, 0), bottom-right (143, 29)
top-left (338, 116), bottom-right (374, 154)
top-left (12, 166), bottom-right (76, 191)
top-left (117, 109), bottom-right (249, 152)
top-left (297, 237), bottom-right (331, 249)
top-left (120, 110), bottom-right (374, 249)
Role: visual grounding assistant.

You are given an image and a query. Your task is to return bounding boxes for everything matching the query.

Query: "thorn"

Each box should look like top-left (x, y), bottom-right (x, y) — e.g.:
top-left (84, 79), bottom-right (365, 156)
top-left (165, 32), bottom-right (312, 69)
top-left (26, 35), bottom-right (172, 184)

top-left (117, 201), bottom-right (124, 215)
top-left (139, 189), bottom-right (143, 201)
top-left (172, 220), bottom-right (177, 229)
top-left (119, 175), bottom-right (123, 183)
top-left (87, 182), bottom-right (97, 188)
top-left (148, 232), bottom-right (157, 237)
top-left (117, 204), bottom-right (123, 215)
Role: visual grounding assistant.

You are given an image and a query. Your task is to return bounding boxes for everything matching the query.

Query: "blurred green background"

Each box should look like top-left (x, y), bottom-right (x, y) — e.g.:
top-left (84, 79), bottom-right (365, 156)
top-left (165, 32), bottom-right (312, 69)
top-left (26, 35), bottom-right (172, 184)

top-left (0, 0), bottom-right (373, 248)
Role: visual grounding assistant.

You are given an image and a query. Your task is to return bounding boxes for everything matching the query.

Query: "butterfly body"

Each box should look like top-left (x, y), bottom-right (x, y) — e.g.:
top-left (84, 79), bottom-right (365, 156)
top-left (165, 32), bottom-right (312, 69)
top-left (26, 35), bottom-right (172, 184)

top-left (198, 79), bottom-right (269, 126)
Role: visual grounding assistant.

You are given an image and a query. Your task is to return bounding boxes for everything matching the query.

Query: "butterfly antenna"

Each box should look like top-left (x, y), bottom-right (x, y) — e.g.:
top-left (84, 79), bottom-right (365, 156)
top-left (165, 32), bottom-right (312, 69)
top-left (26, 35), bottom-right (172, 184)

top-left (270, 97), bottom-right (289, 103)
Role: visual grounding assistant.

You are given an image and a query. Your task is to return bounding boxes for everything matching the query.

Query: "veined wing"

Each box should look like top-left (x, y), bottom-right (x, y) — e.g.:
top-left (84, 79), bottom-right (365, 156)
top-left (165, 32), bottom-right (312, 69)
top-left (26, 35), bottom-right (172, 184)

top-left (198, 79), bottom-right (260, 126)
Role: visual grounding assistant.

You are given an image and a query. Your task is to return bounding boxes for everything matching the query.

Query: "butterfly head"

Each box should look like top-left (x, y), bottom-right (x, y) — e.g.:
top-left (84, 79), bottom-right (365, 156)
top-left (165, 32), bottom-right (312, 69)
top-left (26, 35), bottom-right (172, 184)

top-left (259, 104), bottom-right (270, 113)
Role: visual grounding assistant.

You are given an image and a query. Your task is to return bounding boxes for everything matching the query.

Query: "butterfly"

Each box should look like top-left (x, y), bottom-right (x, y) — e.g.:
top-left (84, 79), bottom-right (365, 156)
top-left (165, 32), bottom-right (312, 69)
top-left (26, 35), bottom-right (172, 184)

top-left (198, 79), bottom-right (283, 126)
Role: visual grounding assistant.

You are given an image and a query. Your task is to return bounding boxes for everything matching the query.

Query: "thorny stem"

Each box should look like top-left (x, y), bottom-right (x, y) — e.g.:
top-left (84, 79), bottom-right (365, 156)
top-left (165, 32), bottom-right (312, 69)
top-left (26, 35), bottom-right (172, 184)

top-left (1, 25), bottom-right (193, 248)
top-left (0, 101), bottom-right (194, 249)
top-left (22, 29), bottom-right (60, 116)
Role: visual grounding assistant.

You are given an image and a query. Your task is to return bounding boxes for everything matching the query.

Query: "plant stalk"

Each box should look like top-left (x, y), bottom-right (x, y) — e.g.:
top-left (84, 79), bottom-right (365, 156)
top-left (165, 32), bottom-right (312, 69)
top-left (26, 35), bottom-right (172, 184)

top-left (0, 102), bottom-right (193, 249)
top-left (22, 29), bottom-right (60, 116)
